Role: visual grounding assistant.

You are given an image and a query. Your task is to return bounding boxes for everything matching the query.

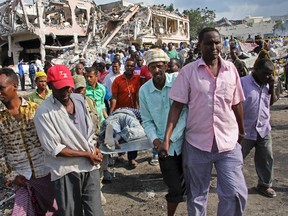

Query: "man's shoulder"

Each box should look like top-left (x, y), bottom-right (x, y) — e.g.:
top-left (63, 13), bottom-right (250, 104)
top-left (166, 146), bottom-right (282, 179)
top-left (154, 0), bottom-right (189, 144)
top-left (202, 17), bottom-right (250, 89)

top-left (25, 99), bottom-right (39, 109)
top-left (97, 82), bottom-right (106, 90)
top-left (36, 96), bottom-right (53, 113)
top-left (28, 91), bottom-right (37, 98)
top-left (140, 79), bottom-right (152, 93)
top-left (114, 74), bottom-right (124, 82)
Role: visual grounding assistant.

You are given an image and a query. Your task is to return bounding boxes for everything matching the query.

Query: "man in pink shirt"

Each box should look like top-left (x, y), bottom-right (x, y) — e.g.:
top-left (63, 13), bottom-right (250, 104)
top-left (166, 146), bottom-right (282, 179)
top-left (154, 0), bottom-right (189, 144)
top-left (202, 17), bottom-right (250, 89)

top-left (160, 27), bottom-right (248, 215)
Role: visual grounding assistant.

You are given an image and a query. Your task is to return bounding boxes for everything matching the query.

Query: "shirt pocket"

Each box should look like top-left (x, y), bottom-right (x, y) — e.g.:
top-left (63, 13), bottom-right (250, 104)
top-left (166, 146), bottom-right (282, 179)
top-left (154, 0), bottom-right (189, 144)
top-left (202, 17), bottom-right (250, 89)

top-left (218, 82), bottom-right (235, 104)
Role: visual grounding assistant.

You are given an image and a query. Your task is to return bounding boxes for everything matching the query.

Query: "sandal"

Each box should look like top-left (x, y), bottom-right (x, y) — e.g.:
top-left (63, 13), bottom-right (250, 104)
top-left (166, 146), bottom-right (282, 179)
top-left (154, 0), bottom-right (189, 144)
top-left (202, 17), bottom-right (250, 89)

top-left (256, 185), bottom-right (276, 198)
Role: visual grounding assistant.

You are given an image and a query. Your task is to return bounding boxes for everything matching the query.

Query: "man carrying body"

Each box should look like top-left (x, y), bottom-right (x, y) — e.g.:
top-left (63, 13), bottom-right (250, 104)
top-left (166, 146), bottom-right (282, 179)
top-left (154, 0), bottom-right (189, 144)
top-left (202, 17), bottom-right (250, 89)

top-left (110, 58), bottom-right (141, 168)
top-left (28, 71), bottom-right (51, 104)
top-left (160, 27), bottom-right (248, 215)
top-left (34, 65), bottom-right (104, 216)
top-left (0, 67), bottom-right (57, 215)
top-left (241, 58), bottom-right (277, 198)
top-left (140, 49), bottom-right (187, 216)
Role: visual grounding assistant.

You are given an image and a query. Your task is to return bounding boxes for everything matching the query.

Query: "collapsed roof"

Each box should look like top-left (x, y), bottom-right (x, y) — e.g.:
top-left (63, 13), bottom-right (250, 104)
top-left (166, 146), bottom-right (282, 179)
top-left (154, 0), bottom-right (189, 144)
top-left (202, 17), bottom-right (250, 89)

top-left (0, 0), bottom-right (190, 68)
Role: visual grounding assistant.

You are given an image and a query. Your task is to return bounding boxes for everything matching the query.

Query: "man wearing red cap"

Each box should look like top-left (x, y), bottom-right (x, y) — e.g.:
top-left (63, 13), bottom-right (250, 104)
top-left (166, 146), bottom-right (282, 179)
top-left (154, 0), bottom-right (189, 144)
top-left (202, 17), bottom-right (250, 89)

top-left (34, 65), bottom-right (104, 216)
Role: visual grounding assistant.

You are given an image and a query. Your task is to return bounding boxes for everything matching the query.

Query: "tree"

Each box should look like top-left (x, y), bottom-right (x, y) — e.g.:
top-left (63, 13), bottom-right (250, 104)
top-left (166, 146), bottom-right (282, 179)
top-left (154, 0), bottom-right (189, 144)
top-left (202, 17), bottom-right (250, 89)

top-left (183, 7), bottom-right (216, 40)
top-left (165, 3), bottom-right (174, 12)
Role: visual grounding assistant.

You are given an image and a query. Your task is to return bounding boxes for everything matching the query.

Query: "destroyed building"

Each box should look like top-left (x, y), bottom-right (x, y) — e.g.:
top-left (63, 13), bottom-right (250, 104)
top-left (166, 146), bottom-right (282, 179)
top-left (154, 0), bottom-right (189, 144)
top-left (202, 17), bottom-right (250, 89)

top-left (0, 0), bottom-right (190, 69)
top-left (98, 1), bottom-right (190, 49)
top-left (0, 0), bottom-right (97, 67)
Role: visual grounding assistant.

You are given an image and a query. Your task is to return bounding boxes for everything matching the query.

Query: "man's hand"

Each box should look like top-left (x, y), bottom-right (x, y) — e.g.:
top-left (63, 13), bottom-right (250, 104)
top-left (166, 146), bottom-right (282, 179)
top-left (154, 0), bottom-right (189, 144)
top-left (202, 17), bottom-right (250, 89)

top-left (87, 147), bottom-right (103, 166)
top-left (267, 75), bottom-right (275, 86)
top-left (152, 138), bottom-right (162, 149)
top-left (157, 140), bottom-right (170, 158)
top-left (13, 175), bottom-right (27, 187)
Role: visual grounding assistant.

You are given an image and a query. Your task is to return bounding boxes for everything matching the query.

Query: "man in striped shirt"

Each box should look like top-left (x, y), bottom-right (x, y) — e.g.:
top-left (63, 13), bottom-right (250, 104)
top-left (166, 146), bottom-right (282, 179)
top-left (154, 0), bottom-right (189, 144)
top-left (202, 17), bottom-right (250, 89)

top-left (0, 67), bottom-right (57, 215)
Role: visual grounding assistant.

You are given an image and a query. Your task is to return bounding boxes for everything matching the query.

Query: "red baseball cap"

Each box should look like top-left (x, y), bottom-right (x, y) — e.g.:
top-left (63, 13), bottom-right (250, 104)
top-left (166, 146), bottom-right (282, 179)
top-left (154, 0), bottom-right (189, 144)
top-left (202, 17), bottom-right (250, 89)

top-left (47, 65), bottom-right (75, 89)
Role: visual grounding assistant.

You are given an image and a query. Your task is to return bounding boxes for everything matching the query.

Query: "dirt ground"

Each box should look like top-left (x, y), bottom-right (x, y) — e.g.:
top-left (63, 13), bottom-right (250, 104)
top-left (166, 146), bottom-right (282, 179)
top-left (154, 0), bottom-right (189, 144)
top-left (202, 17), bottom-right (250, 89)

top-left (0, 90), bottom-right (287, 216)
top-left (101, 93), bottom-right (288, 216)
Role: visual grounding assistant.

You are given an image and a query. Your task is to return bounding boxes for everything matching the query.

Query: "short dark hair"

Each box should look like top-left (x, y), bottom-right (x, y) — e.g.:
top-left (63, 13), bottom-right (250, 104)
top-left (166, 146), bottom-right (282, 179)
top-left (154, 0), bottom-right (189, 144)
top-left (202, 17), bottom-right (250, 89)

top-left (112, 60), bottom-right (121, 66)
top-left (198, 27), bottom-right (220, 43)
top-left (125, 58), bottom-right (135, 65)
top-left (85, 66), bottom-right (97, 75)
top-left (254, 58), bottom-right (274, 71)
top-left (170, 58), bottom-right (180, 67)
top-left (0, 67), bottom-right (19, 85)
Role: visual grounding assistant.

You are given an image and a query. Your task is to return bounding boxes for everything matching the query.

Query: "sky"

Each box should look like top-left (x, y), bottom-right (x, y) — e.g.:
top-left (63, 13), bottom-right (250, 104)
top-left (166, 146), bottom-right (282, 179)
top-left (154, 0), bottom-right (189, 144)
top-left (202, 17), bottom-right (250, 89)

top-left (95, 0), bottom-right (288, 20)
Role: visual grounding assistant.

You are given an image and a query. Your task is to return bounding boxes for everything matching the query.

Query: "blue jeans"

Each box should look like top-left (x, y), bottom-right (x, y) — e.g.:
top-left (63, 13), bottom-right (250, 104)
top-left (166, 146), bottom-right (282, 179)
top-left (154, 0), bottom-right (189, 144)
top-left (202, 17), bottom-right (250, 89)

top-left (183, 141), bottom-right (247, 216)
top-left (242, 133), bottom-right (274, 187)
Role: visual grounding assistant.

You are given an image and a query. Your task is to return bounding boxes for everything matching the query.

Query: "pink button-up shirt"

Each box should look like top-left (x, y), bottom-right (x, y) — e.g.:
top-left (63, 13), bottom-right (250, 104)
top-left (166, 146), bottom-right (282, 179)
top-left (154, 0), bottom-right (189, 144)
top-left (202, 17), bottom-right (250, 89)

top-left (169, 57), bottom-right (245, 153)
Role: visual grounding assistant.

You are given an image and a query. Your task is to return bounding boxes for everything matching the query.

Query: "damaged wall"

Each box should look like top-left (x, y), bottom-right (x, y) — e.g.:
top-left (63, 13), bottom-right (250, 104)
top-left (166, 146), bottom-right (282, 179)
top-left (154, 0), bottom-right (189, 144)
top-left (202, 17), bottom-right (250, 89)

top-left (0, 0), bottom-right (190, 70)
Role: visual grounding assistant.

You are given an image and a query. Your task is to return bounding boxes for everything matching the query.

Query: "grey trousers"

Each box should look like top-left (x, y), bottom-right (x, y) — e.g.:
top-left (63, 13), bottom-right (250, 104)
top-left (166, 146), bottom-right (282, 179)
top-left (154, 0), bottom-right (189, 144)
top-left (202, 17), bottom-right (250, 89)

top-left (242, 133), bottom-right (274, 187)
top-left (53, 169), bottom-right (104, 216)
top-left (183, 141), bottom-right (248, 216)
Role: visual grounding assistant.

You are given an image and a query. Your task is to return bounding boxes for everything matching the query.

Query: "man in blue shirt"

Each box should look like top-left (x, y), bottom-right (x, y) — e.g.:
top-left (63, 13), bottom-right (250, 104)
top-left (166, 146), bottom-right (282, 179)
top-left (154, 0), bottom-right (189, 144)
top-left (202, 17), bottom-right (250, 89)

top-left (139, 48), bottom-right (187, 216)
top-left (241, 58), bottom-right (276, 198)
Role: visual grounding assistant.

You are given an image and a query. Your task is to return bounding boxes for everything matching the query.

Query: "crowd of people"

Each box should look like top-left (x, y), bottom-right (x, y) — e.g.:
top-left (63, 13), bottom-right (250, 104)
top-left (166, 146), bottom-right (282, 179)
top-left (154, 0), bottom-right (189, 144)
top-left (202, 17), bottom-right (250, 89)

top-left (0, 27), bottom-right (287, 216)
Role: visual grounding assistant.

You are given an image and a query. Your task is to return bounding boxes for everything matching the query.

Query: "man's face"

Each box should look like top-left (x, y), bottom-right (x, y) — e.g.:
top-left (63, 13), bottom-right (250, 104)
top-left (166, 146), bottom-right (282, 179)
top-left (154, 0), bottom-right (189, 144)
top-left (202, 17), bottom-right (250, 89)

top-left (200, 31), bottom-right (222, 61)
top-left (136, 57), bottom-right (144, 67)
top-left (148, 62), bottom-right (167, 84)
top-left (168, 60), bottom-right (179, 73)
top-left (168, 43), bottom-right (173, 51)
top-left (256, 65), bottom-right (274, 84)
top-left (50, 84), bottom-right (73, 104)
top-left (76, 64), bottom-right (85, 75)
top-left (99, 64), bottom-right (105, 72)
top-left (86, 71), bottom-right (98, 87)
top-left (74, 86), bottom-right (86, 95)
top-left (114, 55), bottom-right (120, 61)
top-left (0, 74), bottom-right (17, 103)
top-left (35, 76), bottom-right (47, 91)
top-left (125, 61), bottom-right (135, 76)
top-left (112, 63), bottom-right (120, 74)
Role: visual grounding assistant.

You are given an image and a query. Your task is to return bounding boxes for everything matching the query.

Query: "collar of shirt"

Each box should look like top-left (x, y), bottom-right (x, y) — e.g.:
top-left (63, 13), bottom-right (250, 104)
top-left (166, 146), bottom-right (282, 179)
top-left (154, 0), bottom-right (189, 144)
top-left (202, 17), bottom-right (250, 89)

top-left (248, 73), bottom-right (268, 90)
top-left (36, 88), bottom-right (51, 98)
top-left (148, 73), bottom-right (175, 93)
top-left (197, 57), bottom-right (229, 73)
top-left (86, 82), bottom-right (100, 90)
top-left (120, 74), bottom-right (137, 80)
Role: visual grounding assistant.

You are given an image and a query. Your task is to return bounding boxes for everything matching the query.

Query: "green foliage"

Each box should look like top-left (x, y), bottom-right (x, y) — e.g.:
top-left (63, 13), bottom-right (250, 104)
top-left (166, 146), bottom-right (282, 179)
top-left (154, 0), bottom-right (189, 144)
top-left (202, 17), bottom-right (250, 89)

top-left (166, 3), bottom-right (174, 12)
top-left (183, 7), bottom-right (216, 40)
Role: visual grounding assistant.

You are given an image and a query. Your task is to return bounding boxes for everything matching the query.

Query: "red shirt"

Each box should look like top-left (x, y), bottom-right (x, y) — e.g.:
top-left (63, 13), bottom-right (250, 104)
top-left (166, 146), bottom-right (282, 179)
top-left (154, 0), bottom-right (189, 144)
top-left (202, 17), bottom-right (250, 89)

top-left (140, 65), bottom-right (152, 82)
top-left (112, 74), bottom-right (140, 110)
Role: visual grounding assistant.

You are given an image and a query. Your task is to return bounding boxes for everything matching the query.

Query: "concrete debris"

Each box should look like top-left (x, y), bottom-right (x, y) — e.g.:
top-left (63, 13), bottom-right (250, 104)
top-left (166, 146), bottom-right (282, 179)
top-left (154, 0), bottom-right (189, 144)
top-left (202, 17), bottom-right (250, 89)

top-left (0, 0), bottom-right (190, 70)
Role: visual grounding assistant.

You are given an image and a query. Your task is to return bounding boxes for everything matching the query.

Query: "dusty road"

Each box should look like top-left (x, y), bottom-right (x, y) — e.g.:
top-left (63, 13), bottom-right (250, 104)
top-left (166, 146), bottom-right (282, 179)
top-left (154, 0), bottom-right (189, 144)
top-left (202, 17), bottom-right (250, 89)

top-left (0, 89), bottom-right (287, 216)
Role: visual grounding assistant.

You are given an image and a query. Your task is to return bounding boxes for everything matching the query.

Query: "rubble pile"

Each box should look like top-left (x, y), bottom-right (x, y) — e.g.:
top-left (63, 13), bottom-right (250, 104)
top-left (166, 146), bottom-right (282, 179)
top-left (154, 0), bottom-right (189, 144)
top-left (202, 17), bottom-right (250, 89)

top-left (0, 0), bottom-right (190, 69)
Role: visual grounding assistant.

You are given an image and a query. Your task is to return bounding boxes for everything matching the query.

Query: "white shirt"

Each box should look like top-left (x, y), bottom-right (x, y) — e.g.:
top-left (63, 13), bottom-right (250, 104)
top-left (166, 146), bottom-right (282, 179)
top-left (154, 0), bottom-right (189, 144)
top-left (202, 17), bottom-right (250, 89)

top-left (102, 72), bottom-right (122, 93)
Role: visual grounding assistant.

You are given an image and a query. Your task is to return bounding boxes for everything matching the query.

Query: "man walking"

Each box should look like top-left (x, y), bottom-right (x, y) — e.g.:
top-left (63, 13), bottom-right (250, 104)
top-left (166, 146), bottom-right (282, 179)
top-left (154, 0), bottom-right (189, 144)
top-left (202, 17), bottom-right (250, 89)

top-left (161, 27), bottom-right (248, 215)
top-left (110, 58), bottom-right (141, 168)
top-left (241, 58), bottom-right (277, 198)
top-left (140, 48), bottom-right (187, 216)
top-left (0, 67), bottom-right (57, 215)
top-left (34, 65), bottom-right (104, 216)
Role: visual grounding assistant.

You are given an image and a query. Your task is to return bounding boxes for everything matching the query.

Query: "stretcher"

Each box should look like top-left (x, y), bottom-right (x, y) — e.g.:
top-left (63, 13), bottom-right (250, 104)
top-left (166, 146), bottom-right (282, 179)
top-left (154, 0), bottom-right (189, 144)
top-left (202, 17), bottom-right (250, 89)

top-left (100, 136), bottom-right (153, 177)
